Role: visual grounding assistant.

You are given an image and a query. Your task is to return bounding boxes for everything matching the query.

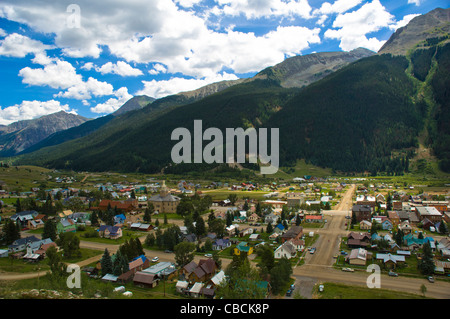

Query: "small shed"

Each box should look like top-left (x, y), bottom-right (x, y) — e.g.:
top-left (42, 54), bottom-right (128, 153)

top-left (133, 271), bottom-right (157, 288)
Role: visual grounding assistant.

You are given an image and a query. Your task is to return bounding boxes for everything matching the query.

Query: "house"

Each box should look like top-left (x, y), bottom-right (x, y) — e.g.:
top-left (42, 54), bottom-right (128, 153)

top-left (98, 225), bottom-right (123, 239)
top-left (249, 233), bottom-right (260, 241)
top-left (234, 242), bottom-right (253, 256)
top-left (114, 214), bottom-right (126, 224)
top-left (398, 220), bottom-right (413, 235)
top-left (376, 253), bottom-right (405, 269)
top-left (128, 255), bottom-right (150, 273)
top-left (381, 219), bottom-right (393, 230)
top-left (28, 219), bottom-right (45, 229)
top-left (347, 248), bottom-right (372, 266)
top-left (133, 271), bottom-right (158, 288)
top-left (280, 225), bottom-right (303, 243)
top-left (274, 241), bottom-right (297, 259)
top-left (273, 223), bottom-right (285, 234)
top-left (142, 262), bottom-right (177, 280)
top-left (286, 192), bottom-right (305, 207)
top-left (10, 211), bottom-right (38, 229)
top-left (288, 238), bottom-right (305, 252)
top-left (92, 199), bottom-right (138, 212)
top-left (8, 236), bottom-right (41, 252)
top-left (356, 195), bottom-right (376, 208)
top-left (416, 206), bottom-right (442, 223)
top-left (248, 213), bottom-right (260, 223)
top-left (347, 232), bottom-right (371, 248)
top-left (352, 205), bottom-right (372, 222)
top-left (176, 280), bottom-right (189, 294)
top-left (359, 220), bottom-right (372, 230)
top-left (59, 210), bottom-right (73, 219)
top-left (264, 212), bottom-right (279, 225)
top-left (212, 238), bottom-right (231, 250)
top-left (304, 215), bottom-right (323, 223)
top-left (387, 211), bottom-right (400, 225)
top-left (56, 218), bottom-right (76, 234)
top-left (209, 270), bottom-right (226, 288)
top-left (182, 259), bottom-right (219, 283)
top-left (189, 282), bottom-right (204, 298)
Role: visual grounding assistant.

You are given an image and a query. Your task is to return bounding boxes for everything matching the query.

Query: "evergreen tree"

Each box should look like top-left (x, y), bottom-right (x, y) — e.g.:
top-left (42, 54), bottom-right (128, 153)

top-left (101, 248), bottom-right (113, 276)
top-left (135, 237), bottom-right (144, 256)
top-left (418, 242), bottom-right (435, 276)
top-left (42, 219), bottom-right (57, 241)
top-left (266, 221), bottom-right (273, 233)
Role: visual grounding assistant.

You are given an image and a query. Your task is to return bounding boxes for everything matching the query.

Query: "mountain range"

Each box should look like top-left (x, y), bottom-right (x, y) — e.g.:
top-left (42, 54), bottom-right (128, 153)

top-left (6, 7), bottom-right (450, 176)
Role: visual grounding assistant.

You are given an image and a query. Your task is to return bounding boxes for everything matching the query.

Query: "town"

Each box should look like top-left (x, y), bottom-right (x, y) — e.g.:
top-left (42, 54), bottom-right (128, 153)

top-left (0, 165), bottom-right (449, 299)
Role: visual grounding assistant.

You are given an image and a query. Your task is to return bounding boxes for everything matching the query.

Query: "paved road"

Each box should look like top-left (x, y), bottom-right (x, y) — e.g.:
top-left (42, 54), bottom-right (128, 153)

top-left (292, 184), bottom-right (450, 299)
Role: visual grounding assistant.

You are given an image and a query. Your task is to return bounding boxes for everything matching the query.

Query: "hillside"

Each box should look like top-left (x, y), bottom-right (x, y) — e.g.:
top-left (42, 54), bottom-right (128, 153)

top-left (112, 95), bottom-right (155, 116)
top-left (378, 7), bottom-right (450, 55)
top-left (13, 8), bottom-right (450, 175)
top-left (0, 111), bottom-right (89, 157)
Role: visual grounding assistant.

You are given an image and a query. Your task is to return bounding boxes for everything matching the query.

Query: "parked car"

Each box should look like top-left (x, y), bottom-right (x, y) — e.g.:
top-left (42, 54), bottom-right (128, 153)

top-left (342, 267), bottom-right (354, 272)
top-left (285, 289), bottom-right (293, 297)
top-left (310, 247), bottom-right (316, 254)
top-left (152, 257), bottom-right (159, 262)
top-left (319, 284), bottom-right (324, 292)
top-left (388, 271), bottom-right (398, 277)
top-left (204, 254), bottom-right (213, 258)
top-left (428, 276), bottom-right (435, 283)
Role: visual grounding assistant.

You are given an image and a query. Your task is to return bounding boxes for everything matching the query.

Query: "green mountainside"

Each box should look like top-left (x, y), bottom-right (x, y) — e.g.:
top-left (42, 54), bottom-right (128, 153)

top-left (12, 8), bottom-right (450, 176)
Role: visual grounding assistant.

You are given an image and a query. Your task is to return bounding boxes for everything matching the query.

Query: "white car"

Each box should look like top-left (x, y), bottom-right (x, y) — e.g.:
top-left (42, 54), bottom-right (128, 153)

top-left (152, 257), bottom-right (159, 262)
top-left (342, 267), bottom-right (354, 272)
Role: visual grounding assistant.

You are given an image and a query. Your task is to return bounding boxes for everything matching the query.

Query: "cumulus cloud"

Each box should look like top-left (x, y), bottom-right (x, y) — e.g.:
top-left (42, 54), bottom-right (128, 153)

top-left (0, 33), bottom-right (53, 57)
top-left (19, 58), bottom-right (115, 100)
top-left (389, 13), bottom-right (420, 31)
top-left (0, 100), bottom-right (73, 125)
top-left (90, 87), bottom-right (133, 114)
top-left (215, 0), bottom-right (313, 19)
top-left (136, 72), bottom-right (239, 99)
top-left (19, 59), bottom-right (82, 90)
top-left (96, 61), bottom-right (143, 77)
top-left (324, 0), bottom-right (395, 51)
top-left (0, 0), bottom-right (320, 79)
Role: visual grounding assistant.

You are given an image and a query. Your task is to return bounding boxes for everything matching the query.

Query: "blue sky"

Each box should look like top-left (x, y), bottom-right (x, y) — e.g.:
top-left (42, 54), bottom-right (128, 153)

top-left (0, 0), bottom-right (448, 125)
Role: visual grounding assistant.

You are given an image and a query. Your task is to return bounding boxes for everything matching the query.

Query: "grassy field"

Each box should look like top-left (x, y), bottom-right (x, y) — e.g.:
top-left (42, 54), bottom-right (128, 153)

top-left (314, 282), bottom-right (430, 299)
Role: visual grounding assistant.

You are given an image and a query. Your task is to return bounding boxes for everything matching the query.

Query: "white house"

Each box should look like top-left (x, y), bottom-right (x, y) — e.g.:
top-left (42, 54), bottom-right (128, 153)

top-left (274, 241), bottom-right (297, 259)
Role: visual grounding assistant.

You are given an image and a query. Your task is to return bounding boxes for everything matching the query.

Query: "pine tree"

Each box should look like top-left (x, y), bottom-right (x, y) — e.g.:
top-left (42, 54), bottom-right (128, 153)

top-left (418, 242), bottom-right (435, 275)
top-left (42, 219), bottom-right (57, 241)
top-left (101, 248), bottom-right (113, 276)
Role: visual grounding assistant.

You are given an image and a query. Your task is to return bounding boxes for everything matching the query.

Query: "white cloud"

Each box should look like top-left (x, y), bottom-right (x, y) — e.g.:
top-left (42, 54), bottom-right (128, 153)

top-left (324, 0), bottom-right (395, 51)
top-left (81, 62), bottom-right (94, 71)
top-left (149, 63), bottom-right (168, 75)
top-left (313, 0), bottom-right (363, 16)
top-left (0, 100), bottom-right (73, 125)
top-left (90, 87), bottom-right (133, 114)
top-left (389, 13), bottom-right (420, 31)
top-left (19, 59), bottom-right (82, 89)
top-left (215, 0), bottom-right (312, 19)
top-left (0, 0), bottom-right (320, 80)
top-left (136, 72), bottom-right (239, 99)
top-left (96, 61), bottom-right (143, 77)
top-left (19, 58), bottom-right (115, 100)
top-left (0, 33), bottom-right (53, 57)
top-left (0, 28), bottom-right (6, 37)
top-left (407, 0), bottom-right (422, 6)
top-left (175, 0), bottom-right (204, 7)
top-left (55, 77), bottom-right (114, 100)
